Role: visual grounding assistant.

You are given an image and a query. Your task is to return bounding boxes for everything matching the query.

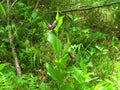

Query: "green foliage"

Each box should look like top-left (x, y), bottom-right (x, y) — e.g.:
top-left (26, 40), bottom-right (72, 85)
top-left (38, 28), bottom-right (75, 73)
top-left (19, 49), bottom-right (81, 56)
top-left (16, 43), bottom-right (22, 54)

top-left (54, 11), bottom-right (64, 35)
top-left (0, 3), bottom-right (6, 17)
top-left (47, 33), bottom-right (62, 58)
top-left (0, 0), bottom-right (120, 90)
top-left (46, 63), bottom-right (65, 84)
top-left (0, 63), bottom-right (45, 90)
top-left (19, 46), bottom-right (37, 69)
top-left (0, 63), bottom-right (14, 90)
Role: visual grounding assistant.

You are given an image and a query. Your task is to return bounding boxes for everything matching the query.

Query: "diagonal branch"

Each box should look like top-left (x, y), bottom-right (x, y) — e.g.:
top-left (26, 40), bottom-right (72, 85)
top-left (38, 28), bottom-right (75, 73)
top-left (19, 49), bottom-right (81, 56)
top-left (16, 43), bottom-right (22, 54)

top-left (33, 0), bottom-right (40, 11)
top-left (48, 2), bottom-right (120, 14)
top-left (7, 0), bottom-right (22, 77)
top-left (10, 0), bottom-right (17, 9)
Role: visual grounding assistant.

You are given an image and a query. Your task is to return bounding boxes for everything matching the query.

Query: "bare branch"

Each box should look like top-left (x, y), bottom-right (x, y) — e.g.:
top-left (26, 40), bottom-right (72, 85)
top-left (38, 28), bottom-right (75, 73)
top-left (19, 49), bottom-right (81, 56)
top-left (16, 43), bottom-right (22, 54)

top-left (7, 0), bottom-right (22, 77)
top-left (33, 0), bottom-right (40, 11)
top-left (10, 0), bottom-right (17, 9)
top-left (48, 2), bottom-right (120, 14)
top-left (1, 0), bottom-right (6, 3)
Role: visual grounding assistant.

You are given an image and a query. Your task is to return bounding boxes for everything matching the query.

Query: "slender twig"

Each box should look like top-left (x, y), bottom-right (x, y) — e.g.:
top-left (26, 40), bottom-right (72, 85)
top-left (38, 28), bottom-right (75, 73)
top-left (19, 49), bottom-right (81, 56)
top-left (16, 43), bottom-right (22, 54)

top-left (10, 0), bottom-right (17, 9)
top-left (48, 2), bottom-right (120, 14)
top-left (33, 0), bottom-right (40, 11)
top-left (1, 0), bottom-right (6, 3)
top-left (7, 0), bottom-right (22, 77)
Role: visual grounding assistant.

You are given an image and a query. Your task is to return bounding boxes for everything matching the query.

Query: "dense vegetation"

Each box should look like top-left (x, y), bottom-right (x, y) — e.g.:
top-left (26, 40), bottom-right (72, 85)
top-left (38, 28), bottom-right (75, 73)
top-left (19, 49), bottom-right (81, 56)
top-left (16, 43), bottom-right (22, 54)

top-left (0, 0), bottom-right (120, 90)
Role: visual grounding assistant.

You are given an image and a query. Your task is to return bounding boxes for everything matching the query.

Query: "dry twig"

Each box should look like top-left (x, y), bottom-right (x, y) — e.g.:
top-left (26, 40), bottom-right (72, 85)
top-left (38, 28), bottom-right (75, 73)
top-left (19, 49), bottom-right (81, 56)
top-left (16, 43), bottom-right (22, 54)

top-left (7, 0), bottom-right (22, 77)
top-left (48, 2), bottom-right (120, 14)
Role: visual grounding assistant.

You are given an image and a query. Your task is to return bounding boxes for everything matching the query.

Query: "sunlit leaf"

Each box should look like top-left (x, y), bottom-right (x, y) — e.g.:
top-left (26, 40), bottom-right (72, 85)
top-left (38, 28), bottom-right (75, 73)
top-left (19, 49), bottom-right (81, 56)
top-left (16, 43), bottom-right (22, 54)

top-left (55, 54), bottom-right (69, 68)
top-left (94, 81), bottom-right (107, 90)
top-left (46, 63), bottom-right (65, 84)
top-left (31, 12), bottom-right (37, 19)
top-left (0, 72), bottom-right (3, 75)
top-left (0, 3), bottom-right (6, 17)
top-left (54, 16), bottom-right (64, 35)
top-left (47, 32), bottom-right (62, 58)
top-left (67, 66), bottom-right (84, 84)
top-left (56, 9), bottom-right (59, 20)
top-left (95, 45), bottom-right (104, 51)
top-left (74, 16), bottom-right (79, 21)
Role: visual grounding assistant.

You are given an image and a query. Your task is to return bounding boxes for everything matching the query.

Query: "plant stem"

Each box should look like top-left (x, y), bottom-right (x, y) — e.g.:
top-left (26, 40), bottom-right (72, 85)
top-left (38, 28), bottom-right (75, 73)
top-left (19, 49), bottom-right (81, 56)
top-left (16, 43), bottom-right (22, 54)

top-left (7, 0), bottom-right (22, 77)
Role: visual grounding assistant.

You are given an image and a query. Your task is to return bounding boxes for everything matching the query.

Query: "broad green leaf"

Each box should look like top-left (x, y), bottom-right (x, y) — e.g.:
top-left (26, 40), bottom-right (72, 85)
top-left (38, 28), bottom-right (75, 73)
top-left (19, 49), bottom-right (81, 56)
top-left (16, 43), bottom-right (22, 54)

top-left (55, 54), bottom-right (69, 69)
top-left (94, 81), bottom-right (107, 90)
top-left (54, 10), bottom-right (64, 35)
top-left (0, 3), bottom-right (6, 17)
top-left (72, 69), bottom-right (84, 84)
top-left (54, 16), bottom-right (64, 35)
top-left (47, 33), bottom-right (62, 58)
top-left (46, 63), bottom-right (65, 84)
top-left (60, 54), bottom-right (69, 67)
top-left (31, 12), bottom-right (37, 19)
top-left (67, 66), bottom-right (84, 84)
